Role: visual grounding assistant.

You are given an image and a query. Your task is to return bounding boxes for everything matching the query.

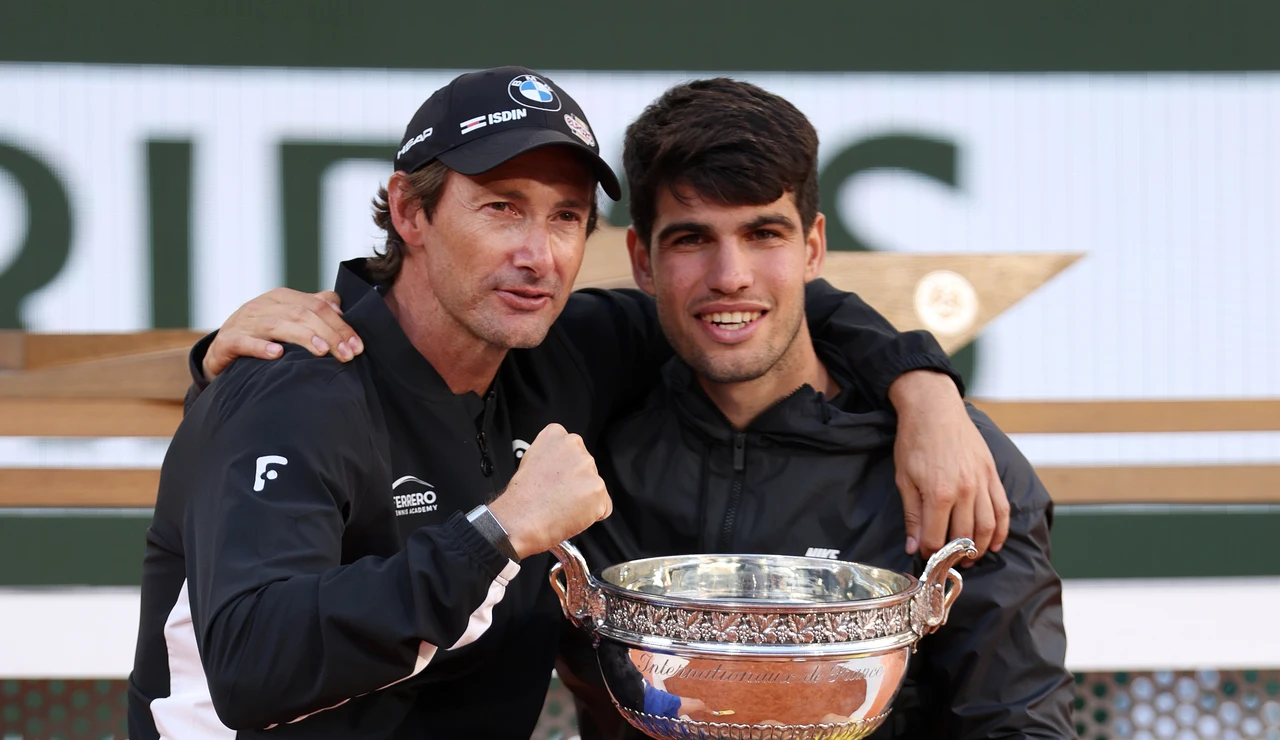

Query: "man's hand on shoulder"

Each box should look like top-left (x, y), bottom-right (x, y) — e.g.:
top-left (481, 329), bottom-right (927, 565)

top-left (888, 370), bottom-right (1010, 561)
top-left (202, 288), bottom-right (364, 381)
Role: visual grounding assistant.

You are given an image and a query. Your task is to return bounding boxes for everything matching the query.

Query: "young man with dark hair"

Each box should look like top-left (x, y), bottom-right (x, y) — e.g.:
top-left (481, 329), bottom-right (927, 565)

top-left (139, 68), bottom-right (1004, 739)
top-left (557, 77), bottom-right (1074, 739)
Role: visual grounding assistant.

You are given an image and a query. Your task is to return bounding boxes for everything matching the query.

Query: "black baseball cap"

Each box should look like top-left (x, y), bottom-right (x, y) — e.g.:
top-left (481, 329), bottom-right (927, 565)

top-left (394, 66), bottom-right (621, 200)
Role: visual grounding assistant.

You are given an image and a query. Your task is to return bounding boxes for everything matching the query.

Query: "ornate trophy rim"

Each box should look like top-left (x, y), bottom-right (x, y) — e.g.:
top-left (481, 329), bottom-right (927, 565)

top-left (595, 625), bottom-right (921, 657)
top-left (595, 553), bottom-right (924, 613)
top-left (550, 539), bottom-right (977, 646)
top-left (598, 591), bottom-right (924, 650)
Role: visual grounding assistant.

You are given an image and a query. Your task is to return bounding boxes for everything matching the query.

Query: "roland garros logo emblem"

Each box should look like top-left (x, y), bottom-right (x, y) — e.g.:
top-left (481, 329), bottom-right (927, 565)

top-left (564, 114), bottom-right (596, 147)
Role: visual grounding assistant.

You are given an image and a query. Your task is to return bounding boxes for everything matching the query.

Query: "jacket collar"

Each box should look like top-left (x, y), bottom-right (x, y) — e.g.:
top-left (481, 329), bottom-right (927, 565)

top-left (335, 258), bottom-right (471, 402)
top-left (662, 342), bottom-right (897, 451)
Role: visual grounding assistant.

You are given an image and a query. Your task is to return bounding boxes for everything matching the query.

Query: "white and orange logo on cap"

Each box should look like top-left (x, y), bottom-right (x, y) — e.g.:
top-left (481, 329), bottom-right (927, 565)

top-left (564, 113), bottom-right (596, 148)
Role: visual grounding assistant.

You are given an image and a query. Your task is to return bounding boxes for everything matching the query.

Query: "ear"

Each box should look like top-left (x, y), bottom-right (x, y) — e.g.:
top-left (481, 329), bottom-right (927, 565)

top-left (387, 172), bottom-right (428, 249)
top-left (804, 212), bottom-right (827, 282)
top-left (626, 226), bottom-right (657, 295)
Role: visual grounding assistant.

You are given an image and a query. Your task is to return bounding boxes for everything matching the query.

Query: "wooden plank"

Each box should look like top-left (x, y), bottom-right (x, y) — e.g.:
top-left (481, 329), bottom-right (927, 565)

top-left (0, 346), bottom-right (192, 400)
top-left (21, 331), bottom-right (204, 370)
top-left (972, 399), bottom-right (1280, 434)
top-left (1041, 465), bottom-right (1280, 505)
top-left (4, 463), bottom-right (1276, 508)
top-left (0, 331), bottom-right (23, 370)
top-left (0, 398), bottom-right (183, 437)
top-left (0, 469), bottom-right (161, 508)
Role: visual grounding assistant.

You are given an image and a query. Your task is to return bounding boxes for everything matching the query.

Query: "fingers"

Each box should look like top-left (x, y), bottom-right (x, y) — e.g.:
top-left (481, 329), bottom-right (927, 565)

top-left (918, 483), bottom-right (955, 558)
top-left (945, 484), bottom-right (974, 561)
top-left (230, 288), bottom-right (362, 363)
top-left (969, 479), bottom-right (997, 562)
top-left (314, 290), bottom-right (344, 313)
top-left (898, 473), bottom-right (923, 556)
top-left (237, 336), bottom-right (284, 361)
top-left (204, 335), bottom-right (283, 380)
top-left (289, 300), bottom-right (363, 361)
top-left (201, 345), bottom-right (232, 382)
top-left (988, 473), bottom-right (1011, 554)
top-left (262, 304), bottom-right (352, 360)
top-left (252, 307), bottom-right (340, 358)
top-left (534, 422), bottom-right (568, 443)
top-left (296, 293), bottom-right (363, 358)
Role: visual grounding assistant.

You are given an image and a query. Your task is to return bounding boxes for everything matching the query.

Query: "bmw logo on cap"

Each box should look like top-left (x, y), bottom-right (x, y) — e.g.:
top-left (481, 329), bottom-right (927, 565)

top-left (508, 74), bottom-right (561, 111)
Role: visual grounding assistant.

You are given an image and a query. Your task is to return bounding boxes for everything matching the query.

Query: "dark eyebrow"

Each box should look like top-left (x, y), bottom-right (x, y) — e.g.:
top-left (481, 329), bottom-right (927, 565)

top-left (743, 214), bottom-right (797, 232)
top-left (555, 198), bottom-right (590, 211)
top-left (655, 221), bottom-right (714, 244)
top-left (656, 214), bottom-right (799, 243)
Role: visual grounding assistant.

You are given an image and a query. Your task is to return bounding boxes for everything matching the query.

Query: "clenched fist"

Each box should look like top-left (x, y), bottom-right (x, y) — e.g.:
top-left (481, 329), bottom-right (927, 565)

top-left (488, 424), bottom-right (611, 559)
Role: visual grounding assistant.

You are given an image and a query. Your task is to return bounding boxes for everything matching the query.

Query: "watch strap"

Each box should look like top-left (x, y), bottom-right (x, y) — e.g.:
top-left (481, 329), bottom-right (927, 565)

top-left (466, 504), bottom-right (520, 563)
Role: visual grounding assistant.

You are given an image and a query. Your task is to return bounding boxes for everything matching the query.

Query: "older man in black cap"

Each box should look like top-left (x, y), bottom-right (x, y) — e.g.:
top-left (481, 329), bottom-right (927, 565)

top-left (130, 67), bottom-right (989, 739)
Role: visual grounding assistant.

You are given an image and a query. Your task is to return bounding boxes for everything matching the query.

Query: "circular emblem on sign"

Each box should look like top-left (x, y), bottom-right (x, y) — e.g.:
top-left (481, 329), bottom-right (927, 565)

top-left (913, 270), bottom-right (980, 336)
top-left (508, 74), bottom-right (561, 111)
top-left (564, 113), bottom-right (596, 148)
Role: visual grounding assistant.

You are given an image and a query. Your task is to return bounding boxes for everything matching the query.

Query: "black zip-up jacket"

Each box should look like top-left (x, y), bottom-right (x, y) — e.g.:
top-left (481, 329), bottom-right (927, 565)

top-left (566, 347), bottom-right (1074, 740)
top-left (129, 258), bottom-right (961, 739)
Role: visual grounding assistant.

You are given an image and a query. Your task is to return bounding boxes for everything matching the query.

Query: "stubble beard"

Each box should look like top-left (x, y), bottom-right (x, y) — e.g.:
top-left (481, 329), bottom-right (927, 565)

top-left (661, 300), bottom-right (807, 385)
top-left (431, 270), bottom-right (561, 351)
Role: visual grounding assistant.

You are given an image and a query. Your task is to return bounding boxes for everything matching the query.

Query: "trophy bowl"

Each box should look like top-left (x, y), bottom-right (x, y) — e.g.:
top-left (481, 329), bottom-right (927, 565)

top-left (549, 538), bottom-right (976, 740)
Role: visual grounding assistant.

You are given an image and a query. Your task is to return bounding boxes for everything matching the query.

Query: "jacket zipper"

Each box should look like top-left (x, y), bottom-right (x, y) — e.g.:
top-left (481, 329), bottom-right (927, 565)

top-left (716, 432), bottom-right (746, 551)
top-left (476, 390), bottom-right (496, 478)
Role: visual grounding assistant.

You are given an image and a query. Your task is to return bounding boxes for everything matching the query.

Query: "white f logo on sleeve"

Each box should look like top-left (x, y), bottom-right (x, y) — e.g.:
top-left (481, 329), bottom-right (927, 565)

top-left (254, 456), bottom-right (289, 491)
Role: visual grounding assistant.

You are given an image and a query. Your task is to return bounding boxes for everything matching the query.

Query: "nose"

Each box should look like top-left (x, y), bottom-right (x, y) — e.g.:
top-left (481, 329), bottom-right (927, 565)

top-left (705, 241), bottom-right (753, 295)
top-left (512, 222), bottom-right (554, 277)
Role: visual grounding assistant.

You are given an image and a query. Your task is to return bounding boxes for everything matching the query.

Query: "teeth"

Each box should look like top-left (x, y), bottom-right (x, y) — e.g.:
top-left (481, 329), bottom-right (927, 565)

top-left (701, 311), bottom-right (762, 327)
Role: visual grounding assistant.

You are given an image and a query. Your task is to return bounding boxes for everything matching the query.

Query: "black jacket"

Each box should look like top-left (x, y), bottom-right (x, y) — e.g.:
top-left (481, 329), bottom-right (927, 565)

top-left (129, 258), bottom-right (961, 739)
top-left (566, 347), bottom-right (1074, 740)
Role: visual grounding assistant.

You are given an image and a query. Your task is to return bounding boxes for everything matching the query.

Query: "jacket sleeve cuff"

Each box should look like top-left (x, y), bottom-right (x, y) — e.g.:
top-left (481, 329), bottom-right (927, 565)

top-left (444, 511), bottom-right (518, 582)
top-left (188, 330), bottom-right (217, 391)
top-left (182, 331), bottom-right (219, 415)
top-left (858, 333), bottom-right (966, 403)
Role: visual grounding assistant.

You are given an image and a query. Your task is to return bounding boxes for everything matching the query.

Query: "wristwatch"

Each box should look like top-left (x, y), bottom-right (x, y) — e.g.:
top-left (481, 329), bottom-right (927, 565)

top-left (465, 504), bottom-right (520, 563)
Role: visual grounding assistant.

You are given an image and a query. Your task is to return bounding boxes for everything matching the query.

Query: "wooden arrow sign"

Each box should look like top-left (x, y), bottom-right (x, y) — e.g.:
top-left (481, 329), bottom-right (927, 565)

top-left (0, 346), bottom-right (193, 400)
top-left (818, 252), bottom-right (1082, 354)
top-left (575, 224), bottom-right (1082, 354)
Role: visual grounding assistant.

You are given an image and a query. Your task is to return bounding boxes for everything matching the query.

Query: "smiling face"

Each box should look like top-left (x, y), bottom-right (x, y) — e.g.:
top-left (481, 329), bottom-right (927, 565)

top-left (393, 146), bottom-right (596, 350)
top-left (629, 184), bottom-right (826, 384)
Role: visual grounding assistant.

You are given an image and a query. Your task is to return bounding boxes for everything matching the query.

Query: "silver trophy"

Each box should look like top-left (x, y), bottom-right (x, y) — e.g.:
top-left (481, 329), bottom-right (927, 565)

top-left (550, 539), bottom-right (977, 740)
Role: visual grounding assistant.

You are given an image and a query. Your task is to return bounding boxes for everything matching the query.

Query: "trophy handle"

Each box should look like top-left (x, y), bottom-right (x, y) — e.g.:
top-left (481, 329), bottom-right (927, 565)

top-left (917, 537), bottom-right (978, 634)
top-left (549, 540), bottom-right (606, 631)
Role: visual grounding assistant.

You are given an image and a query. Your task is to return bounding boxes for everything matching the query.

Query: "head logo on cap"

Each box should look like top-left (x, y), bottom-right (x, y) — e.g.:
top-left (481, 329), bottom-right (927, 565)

top-left (509, 74), bottom-right (561, 111)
